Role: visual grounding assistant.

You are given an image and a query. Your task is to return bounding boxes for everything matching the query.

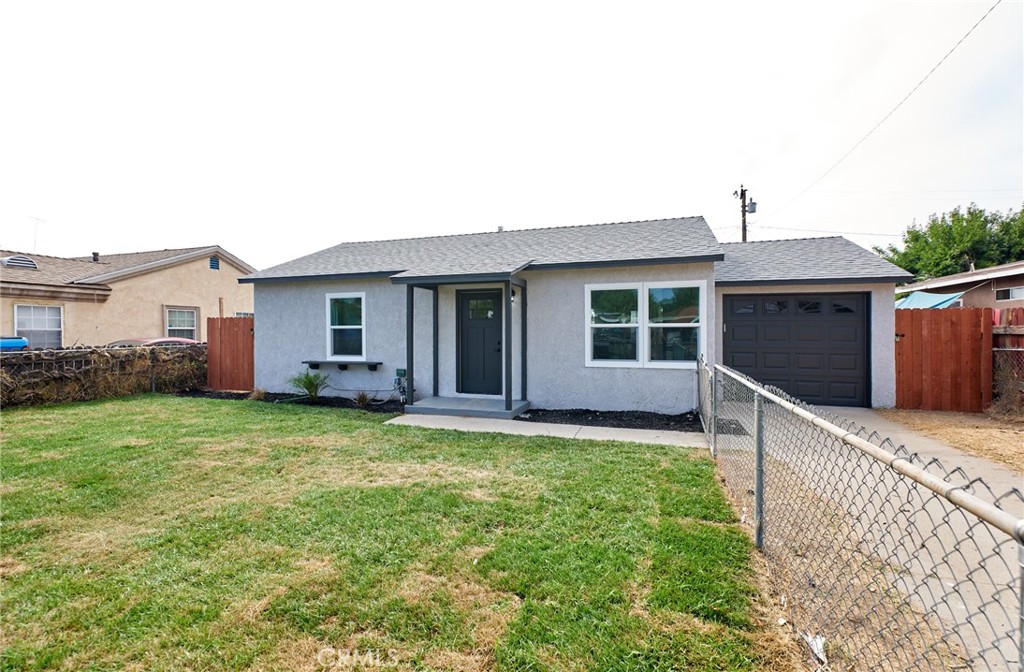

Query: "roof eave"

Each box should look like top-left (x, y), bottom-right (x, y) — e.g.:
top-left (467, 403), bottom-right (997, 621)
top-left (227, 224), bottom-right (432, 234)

top-left (1, 281), bottom-right (113, 301)
top-left (717, 276), bottom-right (911, 287)
top-left (898, 266), bottom-right (1024, 292)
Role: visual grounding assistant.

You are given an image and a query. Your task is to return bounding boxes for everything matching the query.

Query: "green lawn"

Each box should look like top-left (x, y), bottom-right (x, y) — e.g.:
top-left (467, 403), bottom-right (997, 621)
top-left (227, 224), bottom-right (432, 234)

top-left (1, 395), bottom-right (774, 671)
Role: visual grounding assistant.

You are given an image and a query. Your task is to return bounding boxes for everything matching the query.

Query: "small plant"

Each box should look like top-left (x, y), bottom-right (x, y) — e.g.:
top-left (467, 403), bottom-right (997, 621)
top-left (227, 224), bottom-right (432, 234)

top-left (246, 388), bottom-right (267, 401)
top-left (288, 369), bottom-right (329, 403)
top-left (353, 390), bottom-right (373, 407)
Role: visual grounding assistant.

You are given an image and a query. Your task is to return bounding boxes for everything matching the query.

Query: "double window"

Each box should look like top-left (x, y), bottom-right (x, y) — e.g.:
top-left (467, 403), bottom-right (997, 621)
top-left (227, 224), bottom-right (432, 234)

top-left (15, 304), bottom-right (62, 349)
top-left (586, 281), bottom-right (705, 368)
top-left (995, 286), bottom-right (1023, 301)
top-left (166, 307), bottom-right (198, 339)
top-left (326, 293), bottom-right (365, 359)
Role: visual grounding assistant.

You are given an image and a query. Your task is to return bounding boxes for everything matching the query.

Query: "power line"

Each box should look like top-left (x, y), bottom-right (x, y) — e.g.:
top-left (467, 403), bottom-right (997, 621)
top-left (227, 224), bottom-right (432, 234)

top-left (755, 224), bottom-right (904, 237)
top-left (757, 0), bottom-right (1004, 223)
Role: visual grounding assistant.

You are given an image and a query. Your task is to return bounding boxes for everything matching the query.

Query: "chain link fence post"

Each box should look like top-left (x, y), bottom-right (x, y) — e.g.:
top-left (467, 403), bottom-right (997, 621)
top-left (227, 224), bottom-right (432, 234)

top-left (753, 390), bottom-right (764, 550)
top-left (710, 367), bottom-right (718, 459)
top-left (1019, 543), bottom-right (1023, 671)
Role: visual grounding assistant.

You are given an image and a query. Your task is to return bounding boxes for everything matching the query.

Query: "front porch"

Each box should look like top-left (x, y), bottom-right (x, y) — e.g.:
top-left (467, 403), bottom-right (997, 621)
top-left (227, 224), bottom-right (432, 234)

top-left (400, 272), bottom-right (530, 420)
top-left (404, 396), bottom-right (531, 420)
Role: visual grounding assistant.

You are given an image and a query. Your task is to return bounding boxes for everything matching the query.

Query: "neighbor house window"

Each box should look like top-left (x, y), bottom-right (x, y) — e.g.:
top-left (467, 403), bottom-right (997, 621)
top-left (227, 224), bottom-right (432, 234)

top-left (15, 304), bottom-right (62, 349)
top-left (586, 281), bottom-right (705, 368)
top-left (234, 312), bottom-right (254, 318)
top-left (166, 307), bottom-right (198, 339)
top-left (326, 293), bottom-right (365, 359)
top-left (995, 286), bottom-right (1023, 301)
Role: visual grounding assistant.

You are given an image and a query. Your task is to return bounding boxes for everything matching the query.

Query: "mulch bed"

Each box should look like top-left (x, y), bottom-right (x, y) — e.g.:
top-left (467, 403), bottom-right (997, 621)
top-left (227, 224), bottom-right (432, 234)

top-left (516, 408), bottom-right (703, 433)
top-left (175, 389), bottom-right (405, 414)
top-left (176, 390), bottom-right (705, 432)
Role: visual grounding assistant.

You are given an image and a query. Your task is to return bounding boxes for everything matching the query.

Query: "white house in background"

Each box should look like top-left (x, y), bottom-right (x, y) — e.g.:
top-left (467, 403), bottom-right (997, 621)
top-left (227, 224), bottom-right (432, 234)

top-left (240, 217), bottom-right (910, 417)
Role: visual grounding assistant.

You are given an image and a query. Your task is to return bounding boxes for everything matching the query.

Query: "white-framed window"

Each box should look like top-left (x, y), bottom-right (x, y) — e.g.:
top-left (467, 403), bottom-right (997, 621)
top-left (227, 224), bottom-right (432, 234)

top-left (234, 312), bottom-right (254, 318)
top-left (326, 292), bottom-right (365, 359)
top-left (585, 281), bottom-right (706, 369)
top-left (15, 304), bottom-right (63, 349)
top-left (165, 307), bottom-right (198, 339)
top-left (995, 286), bottom-right (1024, 301)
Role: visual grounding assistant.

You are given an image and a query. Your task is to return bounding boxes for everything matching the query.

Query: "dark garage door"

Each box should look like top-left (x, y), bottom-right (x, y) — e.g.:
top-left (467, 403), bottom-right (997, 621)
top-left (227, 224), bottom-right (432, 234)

top-left (723, 293), bottom-right (869, 407)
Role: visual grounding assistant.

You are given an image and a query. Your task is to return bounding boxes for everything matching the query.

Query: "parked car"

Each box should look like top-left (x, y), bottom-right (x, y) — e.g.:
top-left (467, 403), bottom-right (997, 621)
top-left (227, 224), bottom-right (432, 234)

top-left (106, 337), bottom-right (201, 347)
top-left (1, 336), bottom-right (30, 351)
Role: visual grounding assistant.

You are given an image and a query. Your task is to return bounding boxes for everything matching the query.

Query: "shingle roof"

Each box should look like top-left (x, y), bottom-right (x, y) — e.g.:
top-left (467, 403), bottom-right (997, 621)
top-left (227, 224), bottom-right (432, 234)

top-left (244, 217), bottom-right (724, 283)
top-left (0, 251), bottom-right (111, 287)
top-left (715, 237), bottom-right (912, 286)
top-left (1, 246), bottom-right (256, 288)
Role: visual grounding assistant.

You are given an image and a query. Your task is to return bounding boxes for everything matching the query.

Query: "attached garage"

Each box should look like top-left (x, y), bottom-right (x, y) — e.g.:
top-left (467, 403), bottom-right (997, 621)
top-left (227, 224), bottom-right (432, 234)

top-left (713, 237), bottom-right (912, 409)
top-left (722, 292), bottom-right (869, 406)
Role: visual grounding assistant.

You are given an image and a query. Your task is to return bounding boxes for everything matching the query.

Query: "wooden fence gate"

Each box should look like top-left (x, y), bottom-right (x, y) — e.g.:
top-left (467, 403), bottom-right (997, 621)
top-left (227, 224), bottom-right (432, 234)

top-left (895, 308), bottom-right (992, 412)
top-left (207, 317), bottom-right (254, 391)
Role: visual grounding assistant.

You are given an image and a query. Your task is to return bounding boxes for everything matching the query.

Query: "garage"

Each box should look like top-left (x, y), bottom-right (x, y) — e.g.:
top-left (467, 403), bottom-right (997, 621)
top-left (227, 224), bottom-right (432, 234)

top-left (722, 292), bottom-right (869, 407)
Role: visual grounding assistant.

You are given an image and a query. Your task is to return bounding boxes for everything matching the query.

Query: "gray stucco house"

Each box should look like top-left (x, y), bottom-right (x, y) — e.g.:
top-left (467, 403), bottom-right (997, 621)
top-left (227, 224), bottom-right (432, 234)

top-left (241, 217), bottom-right (910, 417)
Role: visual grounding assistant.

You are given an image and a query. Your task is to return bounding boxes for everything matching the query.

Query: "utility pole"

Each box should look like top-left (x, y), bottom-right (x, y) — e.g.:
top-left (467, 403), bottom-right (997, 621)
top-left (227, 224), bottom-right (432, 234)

top-left (733, 185), bottom-right (756, 242)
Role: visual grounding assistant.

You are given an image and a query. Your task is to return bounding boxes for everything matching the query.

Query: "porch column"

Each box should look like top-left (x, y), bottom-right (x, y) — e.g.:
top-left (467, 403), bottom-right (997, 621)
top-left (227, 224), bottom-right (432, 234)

top-left (406, 285), bottom-right (414, 406)
top-left (431, 286), bottom-right (439, 397)
top-left (504, 279), bottom-right (513, 411)
top-left (520, 282), bottom-right (527, 401)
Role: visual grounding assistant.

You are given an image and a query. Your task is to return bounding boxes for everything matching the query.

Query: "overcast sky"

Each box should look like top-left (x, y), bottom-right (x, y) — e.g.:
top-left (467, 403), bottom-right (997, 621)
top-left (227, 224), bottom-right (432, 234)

top-left (1, 1), bottom-right (1021, 271)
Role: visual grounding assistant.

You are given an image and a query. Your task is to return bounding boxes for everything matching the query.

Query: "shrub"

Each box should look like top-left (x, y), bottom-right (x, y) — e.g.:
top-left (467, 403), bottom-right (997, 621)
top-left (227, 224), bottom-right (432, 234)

top-left (288, 369), bottom-right (330, 402)
top-left (354, 390), bottom-right (372, 407)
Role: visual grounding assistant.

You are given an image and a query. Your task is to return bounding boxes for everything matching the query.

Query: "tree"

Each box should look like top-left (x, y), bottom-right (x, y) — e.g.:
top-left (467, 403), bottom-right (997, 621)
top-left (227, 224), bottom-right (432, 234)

top-left (874, 204), bottom-right (1024, 280)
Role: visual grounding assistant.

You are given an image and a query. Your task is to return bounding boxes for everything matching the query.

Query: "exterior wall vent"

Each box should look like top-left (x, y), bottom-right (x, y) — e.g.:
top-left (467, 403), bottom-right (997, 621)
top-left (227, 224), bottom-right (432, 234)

top-left (0, 255), bottom-right (39, 269)
top-left (209, 255), bottom-right (220, 270)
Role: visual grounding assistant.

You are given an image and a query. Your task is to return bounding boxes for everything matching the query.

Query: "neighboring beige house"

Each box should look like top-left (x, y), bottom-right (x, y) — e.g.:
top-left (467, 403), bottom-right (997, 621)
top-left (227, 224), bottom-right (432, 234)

top-left (0, 246), bottom-right (255, 348)
top-left (897, 259), bottom-right (1024, 310)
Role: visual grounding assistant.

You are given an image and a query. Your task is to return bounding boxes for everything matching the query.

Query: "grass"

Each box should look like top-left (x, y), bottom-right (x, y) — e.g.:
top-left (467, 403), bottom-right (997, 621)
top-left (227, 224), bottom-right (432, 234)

top-left (1, 395), bottom-right (778, 671)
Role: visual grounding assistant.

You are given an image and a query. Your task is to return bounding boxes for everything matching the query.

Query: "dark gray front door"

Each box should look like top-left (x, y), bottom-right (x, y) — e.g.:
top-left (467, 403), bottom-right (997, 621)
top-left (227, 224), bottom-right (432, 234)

top-left (458, 290), bottom-right (503, 394)
top-left (723, 293), bottom-right (869, 407)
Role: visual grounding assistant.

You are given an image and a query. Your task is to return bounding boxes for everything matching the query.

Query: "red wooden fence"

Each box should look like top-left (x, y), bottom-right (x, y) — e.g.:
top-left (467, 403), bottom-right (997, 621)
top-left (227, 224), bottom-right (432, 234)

top-left (207, 317), bottom-right (254, 391)
top-left (895, 308), bottom-right (992, 412)
top-left (993, 306), bottom-right (1024, 349)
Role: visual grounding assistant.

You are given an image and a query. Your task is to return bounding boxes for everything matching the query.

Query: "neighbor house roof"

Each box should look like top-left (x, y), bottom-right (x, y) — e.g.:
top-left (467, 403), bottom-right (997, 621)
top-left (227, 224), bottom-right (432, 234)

top-left (0, 246), bottom-right (256, 290)
top-left (897, 259), bottom-right (1024, 293)
top-left (242, 217), bottom-right (725, 284)
top-left (714, 237), bottom-right (912, 286)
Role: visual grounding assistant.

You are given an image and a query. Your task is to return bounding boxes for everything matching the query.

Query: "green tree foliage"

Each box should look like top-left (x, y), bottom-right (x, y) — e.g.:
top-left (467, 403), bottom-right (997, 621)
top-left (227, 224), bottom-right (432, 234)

top-left (875, 204), bottom-right (1024, 280)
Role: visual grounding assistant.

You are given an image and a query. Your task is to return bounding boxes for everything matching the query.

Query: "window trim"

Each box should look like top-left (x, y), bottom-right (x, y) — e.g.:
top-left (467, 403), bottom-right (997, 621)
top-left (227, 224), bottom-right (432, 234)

top-left (164, 305), bottom-right (200, 340)
top-left (585, 280), bottom-right (706, 369)
top-left (14, 303), bottom-right (63, 349)
top-left (585, 283), bottom-right (641, 368)
top-left (325, 292), bottom-right (366, 361)
top-left (995, 286), bottom-right (1024, 301)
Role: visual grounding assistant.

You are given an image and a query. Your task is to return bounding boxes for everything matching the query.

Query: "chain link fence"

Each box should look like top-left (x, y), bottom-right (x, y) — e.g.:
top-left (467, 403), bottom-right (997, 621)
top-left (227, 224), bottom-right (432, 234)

top-left (993, 348), bottom-right (1024, 417)
top-left (697, 359), bottom-right (1024, 671)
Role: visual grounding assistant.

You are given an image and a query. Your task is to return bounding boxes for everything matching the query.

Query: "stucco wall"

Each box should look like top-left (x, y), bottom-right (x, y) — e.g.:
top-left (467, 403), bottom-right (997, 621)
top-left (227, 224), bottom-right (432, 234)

top-left (253, 262), bottom-right (713, 413)
top-left (253, 278), bottom-right (434, 400)
top-left (520, 262), bottom-right (715, 414)
top-left (1, 257), bottom-right (254, 347)
top-left (714, 283), bottom-right (897, 408)
top-left (962, 279), bottom-right (1024, 310)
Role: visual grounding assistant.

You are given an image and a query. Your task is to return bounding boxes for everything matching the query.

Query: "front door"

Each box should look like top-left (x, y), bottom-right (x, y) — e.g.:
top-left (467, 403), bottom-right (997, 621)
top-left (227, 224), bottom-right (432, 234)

top-left (458, 290), bottom-right (503, 394)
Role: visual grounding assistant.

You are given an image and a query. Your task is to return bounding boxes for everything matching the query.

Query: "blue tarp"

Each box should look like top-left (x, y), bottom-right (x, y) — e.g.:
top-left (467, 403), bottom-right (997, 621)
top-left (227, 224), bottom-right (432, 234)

top-left (895, 290), bottom-right (964, 309)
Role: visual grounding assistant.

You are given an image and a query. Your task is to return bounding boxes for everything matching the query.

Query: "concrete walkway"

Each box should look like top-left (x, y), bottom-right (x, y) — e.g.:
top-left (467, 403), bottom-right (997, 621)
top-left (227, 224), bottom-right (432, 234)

top-left (820, 406), bottom-right (1023, 518)
top-left (386, 414), bottom-right (709, 449)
